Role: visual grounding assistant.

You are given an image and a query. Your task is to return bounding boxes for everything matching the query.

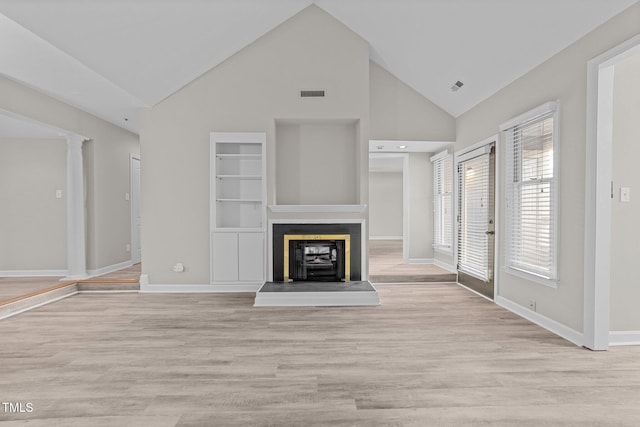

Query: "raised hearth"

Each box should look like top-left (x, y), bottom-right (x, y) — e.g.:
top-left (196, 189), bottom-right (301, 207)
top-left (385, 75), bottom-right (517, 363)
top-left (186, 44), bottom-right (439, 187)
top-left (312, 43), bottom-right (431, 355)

top-left (254, 281), bottom-right (380, 307)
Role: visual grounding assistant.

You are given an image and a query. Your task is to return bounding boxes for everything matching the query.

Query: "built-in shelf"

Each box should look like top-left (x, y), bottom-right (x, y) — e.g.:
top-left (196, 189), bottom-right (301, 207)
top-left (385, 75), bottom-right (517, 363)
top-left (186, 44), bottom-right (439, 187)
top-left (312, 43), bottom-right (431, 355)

top-left (268, 204), bottom-right (367, 213)
top-left (211, 132), bottom-right (267, 287)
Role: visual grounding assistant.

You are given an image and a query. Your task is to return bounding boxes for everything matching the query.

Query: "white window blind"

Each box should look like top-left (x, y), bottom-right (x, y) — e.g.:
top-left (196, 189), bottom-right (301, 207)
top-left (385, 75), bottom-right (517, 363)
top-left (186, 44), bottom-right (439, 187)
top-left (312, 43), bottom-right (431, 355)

top-left (503, 107), bottom-right (557, 281)
top-left (457, 153), bottom-right (491, 281)
top-left (432, 152), bottom-right (452, 252)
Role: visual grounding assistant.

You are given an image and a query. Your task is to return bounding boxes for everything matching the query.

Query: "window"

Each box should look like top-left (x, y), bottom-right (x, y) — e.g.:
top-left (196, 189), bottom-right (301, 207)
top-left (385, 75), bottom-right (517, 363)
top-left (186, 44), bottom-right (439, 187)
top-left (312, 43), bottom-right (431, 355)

top-left (501, 102), bottom-right (558, 282)
top-left (431, 150), bottom-right (453, 253)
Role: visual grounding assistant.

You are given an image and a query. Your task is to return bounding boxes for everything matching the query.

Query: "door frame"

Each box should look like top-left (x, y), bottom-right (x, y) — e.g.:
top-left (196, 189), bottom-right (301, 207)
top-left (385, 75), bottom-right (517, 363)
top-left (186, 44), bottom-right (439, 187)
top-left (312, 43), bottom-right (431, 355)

top-left (130, 154), bottom-right (141, 264)
top-left (584, 33), bottom-right (640, 350)
top-left (454, 135), bottom-right (501, 300)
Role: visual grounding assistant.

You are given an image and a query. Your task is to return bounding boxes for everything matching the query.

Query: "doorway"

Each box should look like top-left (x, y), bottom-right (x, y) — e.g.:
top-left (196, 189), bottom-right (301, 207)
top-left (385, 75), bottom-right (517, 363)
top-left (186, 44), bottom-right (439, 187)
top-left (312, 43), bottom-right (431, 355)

top-left (456, 142), bottom-right (496, 299)
top-left (585, 34), bottom-right (640, 349)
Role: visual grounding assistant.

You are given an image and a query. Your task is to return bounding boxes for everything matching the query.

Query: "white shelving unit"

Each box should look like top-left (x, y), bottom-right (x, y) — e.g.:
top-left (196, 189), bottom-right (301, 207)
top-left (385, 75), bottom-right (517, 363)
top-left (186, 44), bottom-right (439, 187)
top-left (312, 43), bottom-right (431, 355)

top-left (210, 132), bottom-right (266, 289)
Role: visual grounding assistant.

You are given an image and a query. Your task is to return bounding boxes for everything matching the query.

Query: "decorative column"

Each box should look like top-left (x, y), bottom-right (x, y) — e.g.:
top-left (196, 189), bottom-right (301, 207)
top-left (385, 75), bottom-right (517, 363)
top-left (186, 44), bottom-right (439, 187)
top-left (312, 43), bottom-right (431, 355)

top-left (65, 134), bottom-right (88, 280)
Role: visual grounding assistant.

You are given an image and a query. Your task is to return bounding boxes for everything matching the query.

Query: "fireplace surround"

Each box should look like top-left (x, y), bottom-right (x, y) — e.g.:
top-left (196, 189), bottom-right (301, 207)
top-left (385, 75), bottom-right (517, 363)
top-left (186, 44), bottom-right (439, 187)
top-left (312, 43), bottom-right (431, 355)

top-left (272, 223), bottom-right (362, 282)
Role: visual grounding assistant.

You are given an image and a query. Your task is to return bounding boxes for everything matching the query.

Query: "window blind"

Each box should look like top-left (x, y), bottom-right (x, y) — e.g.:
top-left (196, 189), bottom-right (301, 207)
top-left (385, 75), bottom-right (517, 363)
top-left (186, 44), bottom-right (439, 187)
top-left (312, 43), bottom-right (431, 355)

top-left (457, 153), bottom-right (490, 281)
top-left (505, 111), bottom-right (557, 280)
top-left (432, 153), bottom-right (452, 251)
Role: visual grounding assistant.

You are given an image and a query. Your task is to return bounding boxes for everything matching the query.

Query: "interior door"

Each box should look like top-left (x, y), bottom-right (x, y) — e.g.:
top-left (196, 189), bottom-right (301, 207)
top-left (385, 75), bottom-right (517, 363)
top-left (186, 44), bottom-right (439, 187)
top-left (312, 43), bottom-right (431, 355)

top-left (457, 144), bottom-right (495, 299)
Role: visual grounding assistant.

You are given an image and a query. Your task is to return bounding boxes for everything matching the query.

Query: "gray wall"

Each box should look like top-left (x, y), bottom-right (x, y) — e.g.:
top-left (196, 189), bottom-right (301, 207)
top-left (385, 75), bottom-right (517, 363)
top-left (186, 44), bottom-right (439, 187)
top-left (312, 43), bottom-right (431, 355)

top-left (369, 61), bottom-right (455, 141)
top-left (0, 138), bottom-right (67, 271)
top-left (0, 75), bottom-right (139, 273)
top-left (276, 121), bottom-right (357, 205)
top-left (369, 171), bottom-right (403, 238)
top-left (140, 6), bottom-right (370, 284)
top-left (408, 153), bottom-right (434, 260)
top-left (611, 52), bottom-right (640, 331)
top-left (455, 3), bottom-right (640, 332)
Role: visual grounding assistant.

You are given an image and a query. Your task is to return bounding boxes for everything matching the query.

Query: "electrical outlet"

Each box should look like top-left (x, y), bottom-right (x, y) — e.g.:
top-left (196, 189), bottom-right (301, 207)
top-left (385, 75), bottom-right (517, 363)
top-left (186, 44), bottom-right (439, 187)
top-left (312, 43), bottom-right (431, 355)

top-left (172, 263), bottom-right (185, 273)
top-left (528, 299), bottom-right (536, 311)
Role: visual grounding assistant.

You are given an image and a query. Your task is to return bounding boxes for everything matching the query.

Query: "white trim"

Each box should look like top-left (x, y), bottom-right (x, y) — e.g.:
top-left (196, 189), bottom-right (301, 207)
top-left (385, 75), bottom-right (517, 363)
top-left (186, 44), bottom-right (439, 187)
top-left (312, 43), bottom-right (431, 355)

top-left (0, 292), bottom-right (77, 321)
top-left (267, 219), bottom-right (367, 282)
top-left (498, 101), bottom-right (558, 131)
top-left (78, 290), bottom-right (139, 294)
top-left (0, 270), bottom-right (67, 277)
top-left (609, 331), bottom-right (640, 346)
top-left (130, 154), bottom-right (141, 264)
top-left (434, 259), bottom-right (457, 273)
top-left (140, 283), bottom-right (262, 293)
top-left (584, 33), bottom-right (640, 351)
top-left (369, 236), bottom-right (403, 241)
top-left (495, 296), bottom-right (584, 347)
top-left (401, 154), bottom-right (410, 263)
top-left (369, 139), bottom-right (453, 153)
top-left (268, 204), bottom-right (366, 213)
top-left (87, 260), bottom-right (133, 278)
top-left (374, 281), bottom-right (456, 285)
top-left (65, 134), bottom-right (88, 280)
top-left (456, 144), bottom-right (492, 163)
top-left (429, 149), bottom-right (450, 162)
top-left (407, 258), bottom-right (433, 264)
top-left (503, 266), bottom-right (558, 289)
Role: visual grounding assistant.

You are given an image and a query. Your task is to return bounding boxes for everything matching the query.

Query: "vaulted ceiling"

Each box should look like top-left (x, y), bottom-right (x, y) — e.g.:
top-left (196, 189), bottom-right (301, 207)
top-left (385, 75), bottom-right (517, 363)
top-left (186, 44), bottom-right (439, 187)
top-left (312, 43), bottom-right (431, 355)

top-left (1, 0), bottom-right (637, 135)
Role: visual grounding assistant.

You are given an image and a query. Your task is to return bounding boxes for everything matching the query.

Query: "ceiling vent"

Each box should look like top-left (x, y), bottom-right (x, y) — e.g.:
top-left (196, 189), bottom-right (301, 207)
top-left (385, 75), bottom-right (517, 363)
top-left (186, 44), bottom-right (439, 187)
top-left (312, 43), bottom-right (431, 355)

top-left (451, 81), bottom-right (464, 92)
top-left (300, 90), bottom-right (325, 98)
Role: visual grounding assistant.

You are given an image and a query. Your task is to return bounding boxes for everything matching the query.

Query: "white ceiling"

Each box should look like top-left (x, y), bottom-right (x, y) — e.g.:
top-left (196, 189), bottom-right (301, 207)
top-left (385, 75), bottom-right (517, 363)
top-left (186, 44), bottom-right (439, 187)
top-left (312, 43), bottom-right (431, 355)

top-left (0, 0), bottom-right (637, 135)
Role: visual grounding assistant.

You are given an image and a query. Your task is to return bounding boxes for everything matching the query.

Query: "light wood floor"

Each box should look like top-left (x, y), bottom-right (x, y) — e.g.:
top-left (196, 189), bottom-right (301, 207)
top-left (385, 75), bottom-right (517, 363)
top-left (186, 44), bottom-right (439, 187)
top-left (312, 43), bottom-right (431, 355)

top-left (1, 285), bottom-right (639, 426)
top-left (0, 276), bottom-right (65, 301)
top-left (0, 265), bottom-right (141, 303)
top-left (369, 240), bottom-right (457, 283)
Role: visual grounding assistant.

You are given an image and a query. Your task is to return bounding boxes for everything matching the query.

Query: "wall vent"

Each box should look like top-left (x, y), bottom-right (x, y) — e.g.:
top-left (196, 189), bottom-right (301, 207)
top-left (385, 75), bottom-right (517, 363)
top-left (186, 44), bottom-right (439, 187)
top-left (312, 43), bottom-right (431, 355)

top-left (300, 90), bottom-right (325, 98)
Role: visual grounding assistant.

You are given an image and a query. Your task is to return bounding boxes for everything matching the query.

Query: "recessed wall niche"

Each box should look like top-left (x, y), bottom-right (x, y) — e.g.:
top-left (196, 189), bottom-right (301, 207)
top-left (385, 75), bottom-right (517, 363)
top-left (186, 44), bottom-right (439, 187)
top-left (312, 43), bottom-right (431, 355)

top-left (275, 119), bottom-right (358, 205)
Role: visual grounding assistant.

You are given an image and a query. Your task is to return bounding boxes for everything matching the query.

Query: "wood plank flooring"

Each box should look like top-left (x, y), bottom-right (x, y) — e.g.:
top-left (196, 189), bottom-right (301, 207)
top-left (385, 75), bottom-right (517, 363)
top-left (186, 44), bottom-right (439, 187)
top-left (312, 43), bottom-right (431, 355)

top-left (0, 264), bottom-right (141, 306)
top-left (1, 285), bottom-right (639, 426)
top-left (369, 240), bottom-right (457, 283)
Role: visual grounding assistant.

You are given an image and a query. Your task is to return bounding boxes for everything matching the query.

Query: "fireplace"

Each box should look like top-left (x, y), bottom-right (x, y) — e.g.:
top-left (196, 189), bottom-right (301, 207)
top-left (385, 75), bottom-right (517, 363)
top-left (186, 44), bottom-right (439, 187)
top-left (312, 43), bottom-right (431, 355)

top-left (272, 223), bottom-right (361, 282)
top-left (285, 234), bottom-right (349, 282)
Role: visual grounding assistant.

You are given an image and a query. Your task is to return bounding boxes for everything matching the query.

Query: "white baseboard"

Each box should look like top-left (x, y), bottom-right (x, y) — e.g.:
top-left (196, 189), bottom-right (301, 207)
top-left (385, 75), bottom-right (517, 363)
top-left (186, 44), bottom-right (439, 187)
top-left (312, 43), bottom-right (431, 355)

top-left (407, 258), bottom-right (434, 264)
top-left (495, 296), bottom-right (584, 347)
top-left (434, 259), bottom-right (457, 273)
top-left (0, 270), bottom-right (67, 277)
top-left (87, 260), bottom-right (133, 278)
top-left (0, 291), bottom-right (77, 320)
top-left (609, 331), bottom-right (640, 346)
top-left (139, 275), bottom-right (261, 293)
top-left (369, 236), bottom-right (403, 241)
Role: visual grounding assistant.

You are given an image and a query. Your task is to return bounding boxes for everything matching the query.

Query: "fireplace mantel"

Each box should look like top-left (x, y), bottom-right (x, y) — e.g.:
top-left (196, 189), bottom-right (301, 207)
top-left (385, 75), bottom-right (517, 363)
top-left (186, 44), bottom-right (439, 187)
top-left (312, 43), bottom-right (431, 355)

top-left (268, 204), bottom-right (366, 213)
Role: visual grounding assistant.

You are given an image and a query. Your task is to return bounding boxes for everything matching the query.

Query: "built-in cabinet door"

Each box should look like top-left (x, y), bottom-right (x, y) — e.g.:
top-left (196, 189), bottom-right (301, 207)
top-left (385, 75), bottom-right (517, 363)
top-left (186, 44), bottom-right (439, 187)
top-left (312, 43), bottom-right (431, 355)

top-left (212, 232), bottom-right (239, 282)
top-left (238, 232), bottom-right (264, 281)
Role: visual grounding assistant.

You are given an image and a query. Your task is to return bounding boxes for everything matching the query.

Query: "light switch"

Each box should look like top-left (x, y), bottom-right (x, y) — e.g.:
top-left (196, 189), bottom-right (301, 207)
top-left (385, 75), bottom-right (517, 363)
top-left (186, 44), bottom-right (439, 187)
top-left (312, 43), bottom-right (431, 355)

top-left (125, 192), bottom-right (130, 201)
top-left (620, 187), bottom-right (631, 203)
top-left (55, 189), bottom-right (63, 199)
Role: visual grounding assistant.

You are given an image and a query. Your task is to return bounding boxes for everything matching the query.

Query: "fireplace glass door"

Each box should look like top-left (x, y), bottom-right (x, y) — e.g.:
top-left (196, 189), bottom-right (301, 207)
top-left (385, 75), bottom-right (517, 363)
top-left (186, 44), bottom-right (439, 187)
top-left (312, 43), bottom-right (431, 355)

top-left (290, 240), bottom-right (345, 282)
